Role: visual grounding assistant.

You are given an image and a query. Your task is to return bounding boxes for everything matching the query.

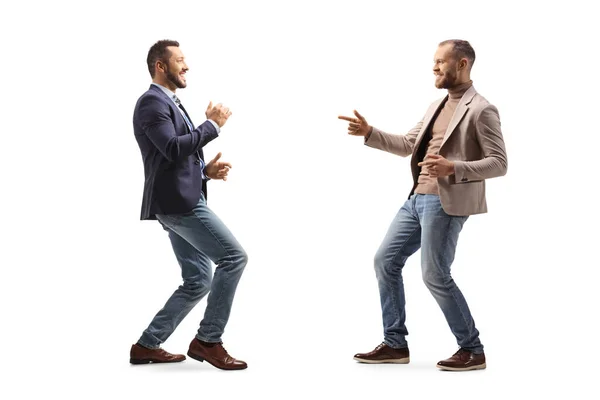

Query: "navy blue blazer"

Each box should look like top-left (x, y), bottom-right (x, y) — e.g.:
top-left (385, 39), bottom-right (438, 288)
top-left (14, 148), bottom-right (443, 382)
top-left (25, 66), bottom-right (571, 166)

top-left (133, 84), bottom-right (218, 220)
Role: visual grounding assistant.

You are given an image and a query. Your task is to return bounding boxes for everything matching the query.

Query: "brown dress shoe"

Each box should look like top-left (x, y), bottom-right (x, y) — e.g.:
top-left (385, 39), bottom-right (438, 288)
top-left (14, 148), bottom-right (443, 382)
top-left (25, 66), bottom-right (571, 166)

top-left (353, 343), bottom-right (410, 364)
top-left (437, 348), bottom-right (486, 371)
top-left (129, 343), bottom-right (186, 364)
top-left (187, 338), bottom-right (247, 370)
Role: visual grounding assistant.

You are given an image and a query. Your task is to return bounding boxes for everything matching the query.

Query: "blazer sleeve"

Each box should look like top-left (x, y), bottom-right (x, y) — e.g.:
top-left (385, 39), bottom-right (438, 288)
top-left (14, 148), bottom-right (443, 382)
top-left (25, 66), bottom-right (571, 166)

top-left (138, 95), bottom-right (219, 162)
top-left (453, 105), bottom-right (508, 182)
top-left (364, 118), bottom-right (423, 157)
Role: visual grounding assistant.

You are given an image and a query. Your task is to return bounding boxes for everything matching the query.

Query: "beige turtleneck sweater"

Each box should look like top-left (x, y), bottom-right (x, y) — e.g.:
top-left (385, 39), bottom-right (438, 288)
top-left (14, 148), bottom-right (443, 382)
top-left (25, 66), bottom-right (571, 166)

top-left (414, 80), bottom-right (473, 195)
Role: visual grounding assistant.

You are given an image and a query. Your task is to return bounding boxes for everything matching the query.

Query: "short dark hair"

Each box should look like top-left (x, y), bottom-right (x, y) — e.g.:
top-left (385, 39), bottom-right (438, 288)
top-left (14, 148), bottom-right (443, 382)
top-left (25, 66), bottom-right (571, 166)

top-left (147, 40), bottom-right (179, 78)
top-left (439, 39), bottom-right (476, 69)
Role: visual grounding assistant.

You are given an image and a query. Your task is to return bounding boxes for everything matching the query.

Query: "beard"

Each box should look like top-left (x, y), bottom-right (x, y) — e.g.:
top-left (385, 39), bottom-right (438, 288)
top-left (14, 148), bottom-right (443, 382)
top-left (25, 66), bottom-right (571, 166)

top-left (165, 65), bottom-right (187, 89)
top-left (435, 71), bottom-right (458, 89)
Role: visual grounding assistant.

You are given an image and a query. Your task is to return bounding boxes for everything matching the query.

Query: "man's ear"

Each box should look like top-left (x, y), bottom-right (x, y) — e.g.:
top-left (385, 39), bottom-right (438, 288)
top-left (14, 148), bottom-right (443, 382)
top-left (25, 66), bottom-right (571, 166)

top-left (156, 60), bottom-right (166, 73)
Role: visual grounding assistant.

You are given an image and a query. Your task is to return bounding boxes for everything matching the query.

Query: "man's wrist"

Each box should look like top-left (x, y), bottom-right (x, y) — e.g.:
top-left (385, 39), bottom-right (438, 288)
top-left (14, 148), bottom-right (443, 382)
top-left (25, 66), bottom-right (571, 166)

top-left (207, 119), bottom-right (221, 133)
top-left (202, 165), bottom-right (211, 180)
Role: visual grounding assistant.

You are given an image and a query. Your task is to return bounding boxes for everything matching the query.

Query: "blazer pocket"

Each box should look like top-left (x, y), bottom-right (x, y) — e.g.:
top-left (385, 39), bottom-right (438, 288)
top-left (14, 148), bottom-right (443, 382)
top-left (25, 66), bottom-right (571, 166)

top-left (451, 174), bottom-right (483, 185)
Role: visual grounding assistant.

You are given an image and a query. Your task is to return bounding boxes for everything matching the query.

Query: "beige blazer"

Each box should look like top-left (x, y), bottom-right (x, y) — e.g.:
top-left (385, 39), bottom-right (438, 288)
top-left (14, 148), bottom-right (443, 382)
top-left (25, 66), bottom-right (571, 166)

top-left (365, 86), bottom-right (507, 216)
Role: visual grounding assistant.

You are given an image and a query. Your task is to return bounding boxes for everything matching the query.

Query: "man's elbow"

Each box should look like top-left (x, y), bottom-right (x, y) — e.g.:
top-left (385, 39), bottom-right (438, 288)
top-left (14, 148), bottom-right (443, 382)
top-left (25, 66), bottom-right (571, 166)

top-left (500, 154), bottom-right (508, 176)
top-left (164, 139), bottom-right (184, 162)
top-left (495, 156), bottom-right (508, 177)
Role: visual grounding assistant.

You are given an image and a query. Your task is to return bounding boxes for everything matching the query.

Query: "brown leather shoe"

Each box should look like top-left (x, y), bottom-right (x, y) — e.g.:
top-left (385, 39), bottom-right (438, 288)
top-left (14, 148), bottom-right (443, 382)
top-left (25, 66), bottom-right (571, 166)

top-left (437, 348), bottom-right (486, 371)
top-left (353, 343), bottom-right (410, 364)
top-left (129, 343), bottom-right (186, 364)
top-left (187, 338), bottom-right (247, 370)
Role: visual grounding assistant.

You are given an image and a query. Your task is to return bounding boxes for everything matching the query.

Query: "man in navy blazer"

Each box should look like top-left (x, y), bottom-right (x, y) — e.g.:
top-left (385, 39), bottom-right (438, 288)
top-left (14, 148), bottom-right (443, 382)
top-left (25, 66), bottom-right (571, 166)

top-left (135, 81), bottom-right (217, 220)
top-left (130, 40), bottom-right (248, 370)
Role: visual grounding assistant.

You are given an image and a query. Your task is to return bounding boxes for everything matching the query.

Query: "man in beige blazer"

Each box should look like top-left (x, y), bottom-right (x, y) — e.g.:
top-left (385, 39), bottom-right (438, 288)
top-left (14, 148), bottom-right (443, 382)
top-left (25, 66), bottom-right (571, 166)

top-left (339, 39), bottom-right (507, 371)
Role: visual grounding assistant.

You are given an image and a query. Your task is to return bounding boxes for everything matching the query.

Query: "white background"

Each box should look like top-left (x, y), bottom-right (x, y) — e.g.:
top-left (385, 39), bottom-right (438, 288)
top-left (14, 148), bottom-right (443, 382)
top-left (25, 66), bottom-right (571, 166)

top-left (1, 0), bottom-right (598, 398)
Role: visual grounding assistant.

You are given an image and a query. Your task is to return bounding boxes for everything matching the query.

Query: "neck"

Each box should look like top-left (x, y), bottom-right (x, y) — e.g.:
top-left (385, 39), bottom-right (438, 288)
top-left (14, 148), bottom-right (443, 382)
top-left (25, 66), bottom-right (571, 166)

top-left (153, 77), bottom-right (176, 93)
top-left (447, 79), bottom-right (472, 99)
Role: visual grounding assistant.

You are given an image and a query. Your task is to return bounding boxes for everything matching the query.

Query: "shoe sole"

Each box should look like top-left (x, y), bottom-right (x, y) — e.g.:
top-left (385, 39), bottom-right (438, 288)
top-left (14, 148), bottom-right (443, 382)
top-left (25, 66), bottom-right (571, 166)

top-left (187, 351), bottom-right (248, 371)
top-left (129, 358), bottom-right (185, 365)
top-left (353, 357), bottom-right (410, 364)
top-left (436, 363), bottom-right (486, 371)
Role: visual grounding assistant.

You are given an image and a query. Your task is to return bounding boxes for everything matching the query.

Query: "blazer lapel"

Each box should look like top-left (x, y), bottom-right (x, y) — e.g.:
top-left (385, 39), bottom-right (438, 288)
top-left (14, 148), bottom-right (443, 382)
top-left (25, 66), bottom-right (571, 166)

top-left (413, 97), bottom-right (446, 153)
top-left (149, 84), bottom-right (191, 131)
top-left (440, 86), bottom-right (477, 149)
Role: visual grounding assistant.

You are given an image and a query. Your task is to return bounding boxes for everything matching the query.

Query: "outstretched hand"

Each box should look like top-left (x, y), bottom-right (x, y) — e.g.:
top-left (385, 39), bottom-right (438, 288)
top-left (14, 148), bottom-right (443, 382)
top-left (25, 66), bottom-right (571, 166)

top-left (205, 152), bottom-right (232, 181)
top-left (338, 110), bottom-right (372, 137)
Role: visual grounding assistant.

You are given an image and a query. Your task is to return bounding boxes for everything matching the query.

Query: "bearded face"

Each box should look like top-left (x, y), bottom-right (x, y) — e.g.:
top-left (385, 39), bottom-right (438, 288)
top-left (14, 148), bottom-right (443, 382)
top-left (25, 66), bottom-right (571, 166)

top-left (433, 43), bottom-right (460, 89)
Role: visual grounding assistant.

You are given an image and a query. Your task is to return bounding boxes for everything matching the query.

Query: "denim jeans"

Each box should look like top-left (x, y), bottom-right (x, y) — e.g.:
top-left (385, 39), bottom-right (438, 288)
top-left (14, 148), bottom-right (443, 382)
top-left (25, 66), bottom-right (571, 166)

top-left (138, 193), bottom-right (247, 348)
top-left (374, 194), bottom-right (483, 354)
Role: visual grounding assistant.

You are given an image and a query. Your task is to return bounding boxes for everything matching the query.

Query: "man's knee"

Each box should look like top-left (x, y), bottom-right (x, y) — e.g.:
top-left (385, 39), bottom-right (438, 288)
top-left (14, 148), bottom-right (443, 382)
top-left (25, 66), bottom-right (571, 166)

top-left (182, 276), bottom-right (211, 298)
top-left (374, 248), bottom-right (396, 279)
top-left (422, 264), bottom-right (452, 292)
top-left (232, 247), bottom-right (248, 270)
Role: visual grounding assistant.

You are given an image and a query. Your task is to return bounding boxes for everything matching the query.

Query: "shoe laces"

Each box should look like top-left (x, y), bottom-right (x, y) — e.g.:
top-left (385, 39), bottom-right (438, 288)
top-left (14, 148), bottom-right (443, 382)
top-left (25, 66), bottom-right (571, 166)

top-left (218, 343), bottom-right (233, 359)
top-left (453, 348), bottom-right (471, 359)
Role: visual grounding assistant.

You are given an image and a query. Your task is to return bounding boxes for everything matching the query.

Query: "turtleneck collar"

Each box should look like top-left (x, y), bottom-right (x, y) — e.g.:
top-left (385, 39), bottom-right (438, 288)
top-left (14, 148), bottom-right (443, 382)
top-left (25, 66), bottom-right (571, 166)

top-left (448, 80), bottom-right (473, 100)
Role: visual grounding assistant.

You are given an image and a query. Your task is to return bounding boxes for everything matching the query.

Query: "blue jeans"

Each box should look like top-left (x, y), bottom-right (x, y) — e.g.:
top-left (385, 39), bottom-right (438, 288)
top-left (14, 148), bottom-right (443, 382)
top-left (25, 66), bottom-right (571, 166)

top-left (138, 193), bottom-right (247, 348)
top-left (375, 194), bottom-right (483, 353)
